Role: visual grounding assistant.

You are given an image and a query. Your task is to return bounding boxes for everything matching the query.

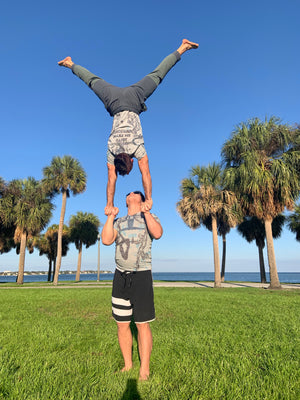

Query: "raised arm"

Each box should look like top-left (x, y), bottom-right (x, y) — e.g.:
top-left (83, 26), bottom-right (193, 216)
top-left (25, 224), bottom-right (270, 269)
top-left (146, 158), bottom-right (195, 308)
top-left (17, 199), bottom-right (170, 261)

top-left (143, 212), bottom-right (163, 240)
top-left (138, 155), bottom-right (153, 212)
top-left (105, 163), bottom-right (118, 215)
top-left (101, 208), bottom-right (119, 246)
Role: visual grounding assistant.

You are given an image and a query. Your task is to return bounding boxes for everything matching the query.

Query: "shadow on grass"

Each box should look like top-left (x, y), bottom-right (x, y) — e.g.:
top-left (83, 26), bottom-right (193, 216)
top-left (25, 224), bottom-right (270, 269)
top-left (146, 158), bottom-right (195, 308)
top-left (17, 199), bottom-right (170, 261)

top-left (224, 282), bottom-right (261, 288)
top-left (121, 378), bottom-right (142, 400)
top-left (194, 282), bottom-right (214, 288)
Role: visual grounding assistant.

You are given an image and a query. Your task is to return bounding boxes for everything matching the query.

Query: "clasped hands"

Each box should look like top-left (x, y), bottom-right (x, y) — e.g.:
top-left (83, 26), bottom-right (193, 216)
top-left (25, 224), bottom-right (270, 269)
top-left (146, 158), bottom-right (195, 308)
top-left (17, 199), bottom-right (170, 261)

top-left (104, 206), bottom-right (119, 216)
top-left (104, 198), bottom-right (153, 216)
top-left (141, 199), bottom-right (153, 213)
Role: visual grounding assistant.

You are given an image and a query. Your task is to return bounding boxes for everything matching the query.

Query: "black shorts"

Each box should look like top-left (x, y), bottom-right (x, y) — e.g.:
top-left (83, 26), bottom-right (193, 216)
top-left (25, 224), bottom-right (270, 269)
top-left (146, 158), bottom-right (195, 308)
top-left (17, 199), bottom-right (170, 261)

top-left (112, 269), bottom-right (155, 324)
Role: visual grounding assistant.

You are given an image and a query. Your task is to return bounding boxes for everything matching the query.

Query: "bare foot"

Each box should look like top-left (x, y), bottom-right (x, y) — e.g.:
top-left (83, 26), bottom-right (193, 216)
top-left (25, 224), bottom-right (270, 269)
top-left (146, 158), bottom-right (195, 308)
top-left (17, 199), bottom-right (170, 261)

top-left (139, 367), bottom-right (150, 381)
top-left (121, 365), bottom-right (132, 372)
top-left (58, 56), bottom-right (74, 68)
top-left (114, 365), bottom-right (132, 375)
top-left (177, 39), bottom-right (199, 55)
top-left (139, 372), bottom-right (149, 381)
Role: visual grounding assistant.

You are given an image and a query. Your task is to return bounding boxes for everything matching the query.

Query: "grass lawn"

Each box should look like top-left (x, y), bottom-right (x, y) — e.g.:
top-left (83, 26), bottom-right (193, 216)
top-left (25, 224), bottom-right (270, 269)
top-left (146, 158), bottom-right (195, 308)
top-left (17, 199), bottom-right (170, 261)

top-left (0, 286), bottom-right (299, 399)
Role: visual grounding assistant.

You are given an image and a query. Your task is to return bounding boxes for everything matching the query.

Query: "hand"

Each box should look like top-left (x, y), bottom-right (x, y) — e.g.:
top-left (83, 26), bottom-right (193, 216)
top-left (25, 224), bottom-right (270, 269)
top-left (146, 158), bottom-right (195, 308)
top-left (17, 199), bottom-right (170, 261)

top-left (141, 199), bottom-right (153, 213)
top-left (112, 207), bottom-right (119, 216)
top-left (105, 206), bottom-right (119, 216)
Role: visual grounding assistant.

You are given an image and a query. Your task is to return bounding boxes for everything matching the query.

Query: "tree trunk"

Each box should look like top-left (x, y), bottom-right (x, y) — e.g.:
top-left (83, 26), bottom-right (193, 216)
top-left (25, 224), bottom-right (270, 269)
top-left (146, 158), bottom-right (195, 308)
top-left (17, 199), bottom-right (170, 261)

top-left (17, 230), bottom-right (27, 285)
top-left (221, 233), bottom-right (226, 282)
top-left (47, 258), bottom-right (52, 282)
top-left (52, 258), bottom-right (56, 282)
top-left (257, 244), bottom-right (267, 283)
top-left (75, 241), bottom-right (83, 282)
top-left (97, 235), bottom-right (100, 282)
top-left (212, 215), bottom-right (221, 288)
top-left (264, 219), bottom-right (281, 289)
top-left (53, 190), bottom-right (67, 285)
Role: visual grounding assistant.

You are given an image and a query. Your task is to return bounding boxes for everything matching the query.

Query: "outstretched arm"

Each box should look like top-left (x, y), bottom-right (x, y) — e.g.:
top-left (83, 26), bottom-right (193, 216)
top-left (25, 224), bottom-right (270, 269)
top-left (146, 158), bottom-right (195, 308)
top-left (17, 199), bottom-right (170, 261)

top-left (143, 212), bottom-right (163, 240)
top-left (101, 208), bottom-right (119, 246)
top-left (138, 155), bottom-right (153, 212)
top-left (105, 163), bottom-right (118, 215)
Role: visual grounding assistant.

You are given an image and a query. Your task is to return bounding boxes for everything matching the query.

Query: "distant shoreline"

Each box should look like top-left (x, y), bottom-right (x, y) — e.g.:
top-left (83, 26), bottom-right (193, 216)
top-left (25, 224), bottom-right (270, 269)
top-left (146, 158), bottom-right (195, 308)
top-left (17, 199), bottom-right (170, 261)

top-left (0, 270), bottom-right (112, 276)
top-left (1, 271), bottom-right (299, 284)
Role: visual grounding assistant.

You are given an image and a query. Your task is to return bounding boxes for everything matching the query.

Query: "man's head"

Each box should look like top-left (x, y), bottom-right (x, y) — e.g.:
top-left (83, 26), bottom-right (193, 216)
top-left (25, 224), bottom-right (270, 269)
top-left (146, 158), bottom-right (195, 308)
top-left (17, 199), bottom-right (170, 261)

top-left (114, 153), bottom-right (133, 176)
top-left (126, 191), bottom-right (145, 208)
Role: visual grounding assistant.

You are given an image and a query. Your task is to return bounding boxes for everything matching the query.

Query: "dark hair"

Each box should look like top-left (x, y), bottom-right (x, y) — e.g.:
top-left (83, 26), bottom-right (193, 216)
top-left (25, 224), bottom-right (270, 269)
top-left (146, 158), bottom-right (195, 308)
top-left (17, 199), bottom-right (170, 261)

top-left (114, 153), bottom-right (133, 176)
top-left (126, 191), bottom-right (145, 202)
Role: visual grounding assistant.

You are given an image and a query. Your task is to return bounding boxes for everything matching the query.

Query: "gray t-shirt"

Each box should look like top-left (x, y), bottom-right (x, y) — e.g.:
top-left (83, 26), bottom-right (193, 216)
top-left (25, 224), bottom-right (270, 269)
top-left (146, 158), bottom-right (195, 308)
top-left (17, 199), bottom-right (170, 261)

top-left (113, 212), bottom-right (160, 272)
top-left (107, 111), bottom-right (147, 165)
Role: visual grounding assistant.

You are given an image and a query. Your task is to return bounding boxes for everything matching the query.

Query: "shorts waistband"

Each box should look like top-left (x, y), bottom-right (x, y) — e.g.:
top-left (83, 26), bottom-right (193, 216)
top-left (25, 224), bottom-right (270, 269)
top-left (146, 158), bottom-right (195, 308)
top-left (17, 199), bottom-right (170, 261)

top-left (116, 268), bottom-right (136, 288)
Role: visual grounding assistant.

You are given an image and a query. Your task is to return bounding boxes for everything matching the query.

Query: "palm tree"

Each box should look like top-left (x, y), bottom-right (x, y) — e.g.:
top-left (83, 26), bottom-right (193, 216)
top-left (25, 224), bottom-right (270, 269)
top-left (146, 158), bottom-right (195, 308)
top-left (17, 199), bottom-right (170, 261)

top-left (34, 235), bottom-right (52, 279)
top-left (0, 178), bottom-right (15, 254)
top-left (294, 124), bottom-right (300, 177)
top-left (222, 116), bottom-right (299, 289)
top-left (69, 212), bottom-right (100, 281)
top-left (42, 156), bottom-right (87, 285)
top-left (202, 204), bottom-right (242, 282)
top-left (237, 215), bottom-right (285, 283)
top-left (14, 232), bottom-right (36, 255)
top-left (0, 178), bottom-right (53, 284)
top-left (177, 163), bottom-right (240, 288)
top-left (287, 204), bottom-right (300, 242)
top-left (35, 224), bottom-right (70, 281)
top-left (218, 218), bottom-right (232, 282)
top-left (0, 224), bottom-right (15, 254)
top-left (0, 177), bottom-right (4, 196)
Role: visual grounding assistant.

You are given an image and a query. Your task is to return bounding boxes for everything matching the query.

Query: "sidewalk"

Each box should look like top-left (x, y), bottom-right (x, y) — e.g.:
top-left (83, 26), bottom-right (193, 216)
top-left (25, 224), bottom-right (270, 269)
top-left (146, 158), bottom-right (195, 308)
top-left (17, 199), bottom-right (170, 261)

top-left (1, 281), bottom-right (299, 289)
top-left (153, 281), bottom-right (300, 289)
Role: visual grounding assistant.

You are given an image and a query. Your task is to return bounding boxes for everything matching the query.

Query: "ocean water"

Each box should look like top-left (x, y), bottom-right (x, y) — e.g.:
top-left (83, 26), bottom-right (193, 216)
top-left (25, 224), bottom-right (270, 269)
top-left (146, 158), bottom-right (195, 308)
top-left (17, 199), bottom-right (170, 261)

top-left (1, 272), bottom-right (299, 284)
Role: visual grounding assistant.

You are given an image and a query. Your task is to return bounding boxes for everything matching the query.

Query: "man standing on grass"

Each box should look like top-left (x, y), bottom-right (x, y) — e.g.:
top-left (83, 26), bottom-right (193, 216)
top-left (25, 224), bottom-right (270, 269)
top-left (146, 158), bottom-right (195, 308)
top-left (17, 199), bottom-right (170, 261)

top-left (58, 39), bottom-right (198, 215)
top-left (101, 191), bottom-right (163, 380)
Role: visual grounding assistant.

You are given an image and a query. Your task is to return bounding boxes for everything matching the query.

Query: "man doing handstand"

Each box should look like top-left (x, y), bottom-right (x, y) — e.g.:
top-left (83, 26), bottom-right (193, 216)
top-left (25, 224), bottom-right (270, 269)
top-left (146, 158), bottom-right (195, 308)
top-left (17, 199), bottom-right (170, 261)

top-left (58, 39), bottom-right (198, 214)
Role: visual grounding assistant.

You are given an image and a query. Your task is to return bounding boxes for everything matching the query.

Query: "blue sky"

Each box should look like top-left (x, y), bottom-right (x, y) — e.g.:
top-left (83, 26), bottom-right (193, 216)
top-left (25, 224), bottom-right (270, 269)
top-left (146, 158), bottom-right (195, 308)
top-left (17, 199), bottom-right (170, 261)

top-left (0, 0), bottom-right (299, 273)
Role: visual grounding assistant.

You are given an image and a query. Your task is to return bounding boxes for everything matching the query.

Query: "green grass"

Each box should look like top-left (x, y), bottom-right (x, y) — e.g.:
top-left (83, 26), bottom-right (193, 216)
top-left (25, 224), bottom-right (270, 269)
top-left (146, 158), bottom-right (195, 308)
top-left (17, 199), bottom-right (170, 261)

top-left (0, 287), bottom-right (299, 399)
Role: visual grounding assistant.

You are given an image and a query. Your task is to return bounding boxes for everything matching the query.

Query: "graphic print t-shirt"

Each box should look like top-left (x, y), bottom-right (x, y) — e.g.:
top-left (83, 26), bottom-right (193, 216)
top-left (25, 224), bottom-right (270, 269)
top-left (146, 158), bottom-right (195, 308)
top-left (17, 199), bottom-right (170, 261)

top-left (113, 212), bottom-right (160, 272)
top-left (107, 111), bottom-right (146, 164)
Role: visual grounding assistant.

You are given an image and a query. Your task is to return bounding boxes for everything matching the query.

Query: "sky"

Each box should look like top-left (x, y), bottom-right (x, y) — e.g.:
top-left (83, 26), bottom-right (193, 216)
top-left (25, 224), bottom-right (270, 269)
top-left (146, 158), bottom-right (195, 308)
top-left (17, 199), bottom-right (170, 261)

top-left (0, 0), bottom-right (299, 273)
